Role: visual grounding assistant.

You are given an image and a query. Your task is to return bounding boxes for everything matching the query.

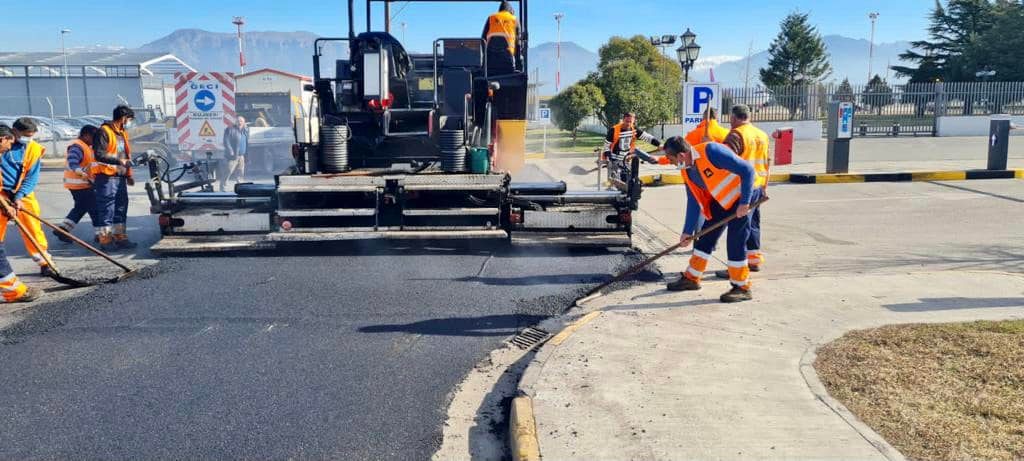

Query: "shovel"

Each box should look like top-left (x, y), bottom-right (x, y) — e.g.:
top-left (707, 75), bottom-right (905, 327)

top-left (576, 196), bottom-right (769, 306)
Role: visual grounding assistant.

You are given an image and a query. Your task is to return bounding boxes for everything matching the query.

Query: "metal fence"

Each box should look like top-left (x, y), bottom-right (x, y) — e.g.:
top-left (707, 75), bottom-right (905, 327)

top-left (695, 81), bottom-right (1024, 137)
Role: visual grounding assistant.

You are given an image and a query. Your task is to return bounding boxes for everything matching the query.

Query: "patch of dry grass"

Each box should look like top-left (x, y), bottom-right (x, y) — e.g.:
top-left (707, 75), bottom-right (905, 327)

top-left (815, 320), bottom-right (1024, 461)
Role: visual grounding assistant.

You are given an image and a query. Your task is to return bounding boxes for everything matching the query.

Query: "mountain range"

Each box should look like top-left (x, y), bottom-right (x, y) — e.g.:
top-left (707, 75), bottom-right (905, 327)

top-left (137, 30), bottom-right (914, 93)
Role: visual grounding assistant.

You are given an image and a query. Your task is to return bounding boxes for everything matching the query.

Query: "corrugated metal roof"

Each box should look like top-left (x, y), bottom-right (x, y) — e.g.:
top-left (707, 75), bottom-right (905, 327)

top-left (0, 51), bottom-right (195, 74)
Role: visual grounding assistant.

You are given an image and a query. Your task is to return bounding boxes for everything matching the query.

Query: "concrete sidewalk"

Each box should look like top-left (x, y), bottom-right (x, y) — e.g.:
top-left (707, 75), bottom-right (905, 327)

top-left (514, 157), bottom-right (1024, 460)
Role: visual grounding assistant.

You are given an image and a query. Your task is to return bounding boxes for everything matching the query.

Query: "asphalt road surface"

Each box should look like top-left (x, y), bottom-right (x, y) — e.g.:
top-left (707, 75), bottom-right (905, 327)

top-left (0, 241), bottom-right (634, 459)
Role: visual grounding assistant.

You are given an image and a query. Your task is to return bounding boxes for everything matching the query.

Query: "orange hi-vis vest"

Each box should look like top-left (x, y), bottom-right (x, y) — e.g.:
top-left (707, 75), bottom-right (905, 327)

top-left (611, 122), bottom-right (637, 153)
top-left (486, 11), bottom-right (518, 54)
top-left (63, 139), bottom-right (95, 190)
top-left (685, 143), bottom-right (743, 220)
top-left (94, 124), bottom-right (131, 177)
top-left (13, 140), bottom-right (45, 195)
top-left (731, 123), bottom-right (770, 188)
top-left (685, 119), bottom-right (729, 145)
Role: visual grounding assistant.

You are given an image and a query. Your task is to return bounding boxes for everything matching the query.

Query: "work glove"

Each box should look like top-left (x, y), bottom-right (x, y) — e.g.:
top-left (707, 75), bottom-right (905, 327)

top-left (0, 194), bottom-right (18, 220)
top-left (650, 138), bottom-right (662, 148)
top-left (116, 166), bottom-right (128, 176)
top-left (645, 157), bottom-right (659, 165)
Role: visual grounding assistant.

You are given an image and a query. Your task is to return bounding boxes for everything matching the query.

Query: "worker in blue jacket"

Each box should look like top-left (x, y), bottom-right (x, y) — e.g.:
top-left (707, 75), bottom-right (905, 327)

top-left (659, 135), bottom-right (760, 303)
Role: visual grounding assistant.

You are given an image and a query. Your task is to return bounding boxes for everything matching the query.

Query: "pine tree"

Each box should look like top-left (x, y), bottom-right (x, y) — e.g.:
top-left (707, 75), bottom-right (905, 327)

top-left (893, 0), bottom-right (996, 82)
top-left (835, 78), bottom-right (854, 103)
top-left (759, 12), bottom-right (832, 87)
top-left (759, 12), bottom-right (832, 119)
top-left (862, 75), bottom-right (894, 115)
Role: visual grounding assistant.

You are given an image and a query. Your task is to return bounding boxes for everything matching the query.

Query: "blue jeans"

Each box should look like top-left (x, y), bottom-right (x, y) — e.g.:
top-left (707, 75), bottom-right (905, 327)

top-left (65, 188), bottom-right (100, 227)
top-left (93, 175), bottom-right (129, 228)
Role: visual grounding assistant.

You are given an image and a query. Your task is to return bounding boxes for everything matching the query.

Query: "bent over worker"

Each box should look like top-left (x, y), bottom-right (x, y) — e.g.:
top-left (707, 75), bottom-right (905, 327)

top-left (603, 112), bottom-right (662, 182)
top-left (482, 0), bottom-right (520, 75)
top-left (0, 125), bottom-right (42, 303)
top-left (55, 124), bottom-right (100, 243)
top-left (4, 119), bottom-right (55, 278)
top-left (661, 136), bottom-right (760, 303)
top-left (92, 105), bottom-right (137, 251)
top-left (718, 104), bottom-right (770, 275)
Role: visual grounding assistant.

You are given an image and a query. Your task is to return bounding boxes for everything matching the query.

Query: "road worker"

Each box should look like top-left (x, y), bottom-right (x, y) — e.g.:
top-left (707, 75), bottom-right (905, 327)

top-left (715, 104), bottom-right (770, 277)
top-left (482, 0), bottom-right (520, 75)
top-left (55, 125), bottom-right (100, 243)
top-left (686, 107), bottom-right (730, 145)
top-left (661, 136), bottom-right (760, 303)
top-left (92, 105), bottom-right (137, 251)
top-left (603, 112), bottom-right (662, 183)
top-left (4, 119), bottom-right (55, 278)
top-left (0, 125), bottom-right (42, 303)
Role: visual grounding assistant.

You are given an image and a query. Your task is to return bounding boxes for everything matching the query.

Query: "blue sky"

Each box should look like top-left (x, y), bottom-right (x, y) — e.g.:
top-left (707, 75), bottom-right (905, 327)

top-left (11, 0), bottom-right (934, 57)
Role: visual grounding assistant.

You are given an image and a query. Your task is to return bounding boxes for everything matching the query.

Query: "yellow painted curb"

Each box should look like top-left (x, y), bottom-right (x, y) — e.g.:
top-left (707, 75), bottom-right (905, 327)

top-left (550, 311), bottom-right (603, 346)
top-left (768, 173), bottom-right (790, 183)
top-left (525, 153), bottom-right (545, 160)
top-left (510, 396), bottom-right (541, 461)
top-left (814, 174), bottom-right (866, 184)
top-left (1016, 169), bottom-right (1024, 179)
top-left (911, 171), bottom-right (967, 181)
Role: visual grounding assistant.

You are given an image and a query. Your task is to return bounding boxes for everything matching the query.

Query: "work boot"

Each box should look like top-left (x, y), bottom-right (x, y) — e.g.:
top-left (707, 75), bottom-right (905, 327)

top-left (98, 233), bottom-right (117, 252)
top-left (52, 225), bottom-right (73, 243)
top-left (11, 286), bottom-right (43, 303)
top-left (720, 286), bottom-right (753, 303)
top-left (113, 236), bottom-right (138, 250)
top-left (667, 275), bottom-right (701, 292)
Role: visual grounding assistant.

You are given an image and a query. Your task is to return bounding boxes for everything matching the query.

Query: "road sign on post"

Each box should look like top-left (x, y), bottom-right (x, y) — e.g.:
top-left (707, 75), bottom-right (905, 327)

top-left (174, 72), bottom-right (236, 154)
top-left (538, 108), bottom-right (552, 125)
top-left (682, 82), bottom-right (720, 134)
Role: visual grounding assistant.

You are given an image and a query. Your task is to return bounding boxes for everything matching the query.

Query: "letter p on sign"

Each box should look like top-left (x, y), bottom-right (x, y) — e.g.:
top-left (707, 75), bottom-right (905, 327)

top-left (683, 82), bottom-right (721, 134)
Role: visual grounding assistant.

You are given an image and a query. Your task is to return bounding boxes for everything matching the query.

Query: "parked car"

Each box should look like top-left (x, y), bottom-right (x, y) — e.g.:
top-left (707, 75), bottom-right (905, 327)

top-left (0, 116), bottom-right (56, 141)
top-left (28, 117), bottom-right (78, 140)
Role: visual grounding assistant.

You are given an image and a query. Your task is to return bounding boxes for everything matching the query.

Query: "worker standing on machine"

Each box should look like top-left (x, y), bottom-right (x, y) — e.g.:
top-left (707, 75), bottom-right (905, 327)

top-left (92, 105), bottom-right (137, 251)
top-left (715, 104), bottom-right (770, 276)
top-left (54, 125), bottom-right (100, 243)
top-left (0, 125), bottom-right (42, 303)
top-left (603, 112), bottom-right (662, 182)
top-left (482, 0), bottom-right (520, 75)
top-left (661, 136), bottom-right (759, 303)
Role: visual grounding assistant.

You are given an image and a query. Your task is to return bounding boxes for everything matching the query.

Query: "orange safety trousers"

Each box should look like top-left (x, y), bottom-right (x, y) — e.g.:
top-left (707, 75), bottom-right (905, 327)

top-left (0, 193), bottom-right (51, 268)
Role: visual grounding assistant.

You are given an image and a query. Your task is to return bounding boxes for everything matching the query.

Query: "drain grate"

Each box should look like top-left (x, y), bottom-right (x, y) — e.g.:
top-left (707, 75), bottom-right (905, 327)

top-left (510, 327), bottom-right (551, 350)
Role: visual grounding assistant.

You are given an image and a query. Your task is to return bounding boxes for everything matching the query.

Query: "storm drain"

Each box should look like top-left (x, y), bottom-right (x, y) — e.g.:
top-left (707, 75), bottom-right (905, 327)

top-left (510, 327), bottom-right (551, 350)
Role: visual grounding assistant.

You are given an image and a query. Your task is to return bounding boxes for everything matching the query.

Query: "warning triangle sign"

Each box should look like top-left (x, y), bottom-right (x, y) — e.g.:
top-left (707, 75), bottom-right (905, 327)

top-left (199, 121), bottom-right (216, 137)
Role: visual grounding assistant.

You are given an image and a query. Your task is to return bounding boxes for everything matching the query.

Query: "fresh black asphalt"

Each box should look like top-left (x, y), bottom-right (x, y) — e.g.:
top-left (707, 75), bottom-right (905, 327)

top-left (0, 242), bottom-right (635, 459)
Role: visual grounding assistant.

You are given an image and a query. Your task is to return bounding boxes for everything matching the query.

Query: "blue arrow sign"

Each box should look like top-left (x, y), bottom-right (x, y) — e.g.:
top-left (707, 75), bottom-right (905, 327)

top-left (194, 90), bottom-right (217, 112)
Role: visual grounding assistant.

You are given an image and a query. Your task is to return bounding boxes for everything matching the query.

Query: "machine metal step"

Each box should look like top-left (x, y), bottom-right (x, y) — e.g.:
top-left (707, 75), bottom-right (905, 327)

top-left (510, 232), bottom-right (633, 248)
top-left (402, 208), bottom-right (500, 216)
top-left (268, 230), bottom-right (508, 242)
top-left (277, 208), bottom-right (378, 217)
top-left (150, 235), bottom-right (276, 254)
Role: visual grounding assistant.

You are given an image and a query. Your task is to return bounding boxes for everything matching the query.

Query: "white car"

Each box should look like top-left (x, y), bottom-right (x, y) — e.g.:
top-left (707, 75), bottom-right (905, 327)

top-left (27, 117), bottom-right (78, 140)
top-left (0, 116), bottom-right (56, 142)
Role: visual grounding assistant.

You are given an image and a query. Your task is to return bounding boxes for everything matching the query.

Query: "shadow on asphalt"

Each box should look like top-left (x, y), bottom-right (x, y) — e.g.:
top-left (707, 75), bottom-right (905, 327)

top-left (358, 314), bottom-right (547, 337)
top-left (883, 296), bottom-right (1024, 312)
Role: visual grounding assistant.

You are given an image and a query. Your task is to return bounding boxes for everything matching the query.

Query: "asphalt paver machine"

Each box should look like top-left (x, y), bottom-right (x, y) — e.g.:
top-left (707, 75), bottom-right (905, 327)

top-left (145, 0), bottom-right (644, 253)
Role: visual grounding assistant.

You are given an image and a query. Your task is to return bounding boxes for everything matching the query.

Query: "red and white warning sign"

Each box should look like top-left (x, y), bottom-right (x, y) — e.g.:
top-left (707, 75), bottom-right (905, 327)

top-left (174, 72), bottom-right (236, 153)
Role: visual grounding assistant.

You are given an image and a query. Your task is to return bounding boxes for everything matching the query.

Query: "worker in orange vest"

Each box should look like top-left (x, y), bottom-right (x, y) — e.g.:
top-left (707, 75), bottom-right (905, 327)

top-left (0, 124), bottom-right (42, 303)
top-left (54, 125), bottom-right (101, 243)
top-left (603, 112), bottom-right (662, 182)
top-left (715, 104), bottom-right (770, 277)
top-left (482, 1), bottom-right (520, 75)
top-left (685, 107), bottom-right (730, 145)
top-left (92, 105), bottom-right (137, 251)
top-left (4, 118), bottom-right (55, 279)
top-left (660, 136), bottom-right (760, 303)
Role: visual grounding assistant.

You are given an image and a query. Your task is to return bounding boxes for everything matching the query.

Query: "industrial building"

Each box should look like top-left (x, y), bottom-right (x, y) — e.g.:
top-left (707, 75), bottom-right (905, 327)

top-left (0, 51), bottom-right (195, 117)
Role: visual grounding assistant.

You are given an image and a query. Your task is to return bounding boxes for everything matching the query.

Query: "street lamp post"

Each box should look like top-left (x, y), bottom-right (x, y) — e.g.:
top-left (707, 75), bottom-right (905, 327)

top-left (867, 12), bottom-right (879, 83)
top-left (554, 13), bottom-right (564, 93)
top-left (60, 28), bottom-right (72, 117)
top-left (675, 28), bottom-right (701, 83)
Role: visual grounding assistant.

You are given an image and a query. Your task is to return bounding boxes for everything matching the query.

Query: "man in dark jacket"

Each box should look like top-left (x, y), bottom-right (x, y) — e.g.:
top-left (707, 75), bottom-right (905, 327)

top-left (220, 116), bottom-right (248, 192)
